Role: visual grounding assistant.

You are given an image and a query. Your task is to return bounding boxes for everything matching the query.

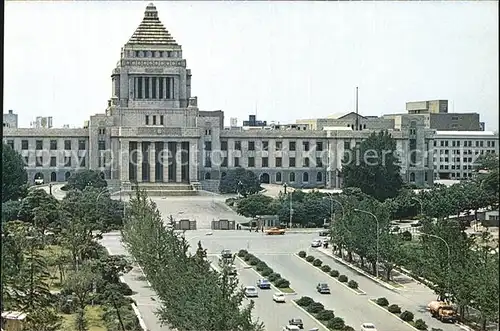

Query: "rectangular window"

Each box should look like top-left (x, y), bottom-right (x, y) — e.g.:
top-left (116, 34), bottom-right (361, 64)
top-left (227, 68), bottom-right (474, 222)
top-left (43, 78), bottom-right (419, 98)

top-left (138, 77), bottom-right (143, 99)
top-left (234, 157), bottom-right (240, 167)
top-left (262, 141), bottom-right (269, 151)
top-left (248, 141), bottom-right (255, 151)
top-left (235, 141), bottom-right (241, 151)
top-left (65, 157), bottom-right (72, 167)
top-left (248, 157), bottom-right (255, 167)
top-left (144, 77), bottom-right (150, 99)
top-left (276, 157), bottom-right (282, 167)
top-left (275, 141), bottom-right (282, 150)
top-left (7, 140), bottom-right (14, 149)
top-left (22, 140), bottom-right (28, 150)
top-left (24, 156), bottom-right (29, 166)
top-left (160, 115), bottom-right (164, 125)
top-left (221, 141), bottom-right (228, 151)
top-left (78, 140), bottom-right (86, 150)
top-left (289, 157), bottom-right (296, 167)
top-left (153, 116), bottom-right (157, 125)
top-left (303, 157), bottom-right (310, 167)
top-left (64, 140), bottom-right (72, 150)
top-left (146, 115), bottom-right (149, 125)
top-left (456, 141), bottom-right (460, 147)
top-left (50, 157), bottom-right (57, 167)
top-left (262, 157), bottom-right (268, 167)
top-left (316, 157), bottom-right (323, 167)
top-left (480, 141), bottom-right (484, 147)
top-left (204, 141), bottom-right (212, 151)
top-left (303, 141), bottom-right (309, 151)
top-left (166, 77), bottom-right (171, 99)
top-left (159, 78), bottom-right (164, 99)
top-left (316, 142), bottom-right (323, 151)
top-left (50, 140), bottom-right (57, 150)
top-left (205, 129), bottom-right (211, 135)
top-left (98, 141), bottom-right (106, 150)
top-left (221, 157), bottom-right (227, 167)
top-left (36, 156), bottom-right (43, 167)
top-left (79, 156), bottom-right (86, 167)
top-left (289, 141), bottom-right (296, 151)
top-left (344, 141), bottom-right (350, 150)
top-left (445, 141), bottom-right (449, 147)
top-left (36, 140), bottom-right (43, 150)
top-left (205, 157), bottom-right (212, 168)
top-left (492, 141), bottom-right (495, 148)
top-left (152, 77), bottom-right (157, 99)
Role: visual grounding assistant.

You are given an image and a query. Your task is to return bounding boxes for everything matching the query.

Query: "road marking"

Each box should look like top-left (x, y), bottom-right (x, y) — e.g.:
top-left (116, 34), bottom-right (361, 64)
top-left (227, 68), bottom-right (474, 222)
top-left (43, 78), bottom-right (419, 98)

top-left (290, 300), bottom-right (330, 331)
top-left (367, 298), bottom-right (421, 331)
top-left (293, 254), bottom-right (367, 296)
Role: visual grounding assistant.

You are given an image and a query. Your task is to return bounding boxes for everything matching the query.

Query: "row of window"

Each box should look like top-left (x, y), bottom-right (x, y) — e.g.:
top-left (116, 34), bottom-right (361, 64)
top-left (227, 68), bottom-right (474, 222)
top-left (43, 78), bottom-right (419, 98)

top-left (127, 50), bottom-right (180, 58)
top-left (209, 141), bottom-right (328, 152)
top-left (7, 139), bottom-right (87, 151)
top-left (134, 77), bottom-right (173, 100)
top-left (145, 115), bottom-right (165, 126)
top-left (23, 155), bottom-right (109, 168)
top-left (439, 165), bottom-right (474, 170)
top-left (205, 156), bottom-right (324, 168)
top-left (210, 171), bottom-right (324, 183)
top-left (437, 149), bottom-right (494, 155)
top-left (435, 140), bottom-right (496, 148)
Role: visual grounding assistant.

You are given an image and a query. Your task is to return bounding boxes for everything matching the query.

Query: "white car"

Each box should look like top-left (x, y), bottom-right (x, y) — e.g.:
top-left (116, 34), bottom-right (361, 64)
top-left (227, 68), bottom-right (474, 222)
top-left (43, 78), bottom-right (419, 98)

top-left (34, 178), bottom-right (44, 185)
top-left (361, 323), bottom-right (377, 331)
top-left (282, 325), bottom-right (300, 331)
top-left (244, 286), bottom-right (258, 298)
top-left (272, 292), bottom-right (286, 303)
top-left (311, 239), bottom-right (322, 248)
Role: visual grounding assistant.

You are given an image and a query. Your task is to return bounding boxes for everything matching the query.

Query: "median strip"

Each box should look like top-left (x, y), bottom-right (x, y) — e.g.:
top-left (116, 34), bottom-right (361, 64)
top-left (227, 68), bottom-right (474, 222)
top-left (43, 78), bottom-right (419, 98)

top-left (236, 249), bottom-right (295, 294)
top-left (293, 296), bottom-right (356, 331)
top-left (295, 251), bottom-right (366, 295)
top-left (368, 297), bottom-right (432, 331)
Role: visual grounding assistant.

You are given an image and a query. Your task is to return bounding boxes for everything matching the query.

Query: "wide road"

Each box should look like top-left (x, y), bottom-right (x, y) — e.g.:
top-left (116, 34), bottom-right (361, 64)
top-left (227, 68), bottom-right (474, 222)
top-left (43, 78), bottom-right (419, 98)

top-left (257, 253), bottom-right (416, 331)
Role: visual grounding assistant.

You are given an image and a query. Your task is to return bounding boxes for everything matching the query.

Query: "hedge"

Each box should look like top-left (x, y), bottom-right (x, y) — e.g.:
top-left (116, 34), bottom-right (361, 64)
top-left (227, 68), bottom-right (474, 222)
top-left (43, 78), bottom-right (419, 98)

top-left (414, 319), bottom-right (427, 330)
top-left (307, 302), bottom-right (324, 314)
top-left (316, 309), bottom-right (335, 321)
top-left (275, 278), bottom-right (290, 288)
top-left (298, 251), bottom-right (307, 258)
top-left (400, 310), bottom-right (414, 322)
top-left (338, 275), bottom-right (348, 283)
top-left (388, 304), bottom-right (401, 314)
top-left (237, 249), bottom-right (248, 257)
top-left (312, 258), bottom-right (323, 267)
top-left (268, 273), bottom-right (281, 282)
top-left (327, 317), bottom-right (345, 330)
top-left (330, 270), bottom-right (340, 277)
top-left (321, 265), bottom-right (331, 273)
top-left (347, 280), bottom-right (358, 289)
top-left (376, 297), bottom-right (389, 306)
top-left (296, 296), bottom-right (314, 307)
top-left (306, 255), bottom-right (315, 263)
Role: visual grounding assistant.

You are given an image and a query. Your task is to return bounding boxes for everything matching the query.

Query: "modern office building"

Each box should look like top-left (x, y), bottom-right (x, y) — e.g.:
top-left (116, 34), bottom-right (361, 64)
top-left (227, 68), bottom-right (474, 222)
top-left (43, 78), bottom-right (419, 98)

top-left (3, 3), bottom-right (498, 192)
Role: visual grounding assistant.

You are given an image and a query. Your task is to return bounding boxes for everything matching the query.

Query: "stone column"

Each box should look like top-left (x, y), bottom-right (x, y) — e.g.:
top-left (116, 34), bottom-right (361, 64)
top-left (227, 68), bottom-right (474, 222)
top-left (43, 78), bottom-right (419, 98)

top-left (171, 77), bottom-right (176, 100)
top-left (141, 77), bottom-right (146, 100)
top-left (162, 142), bottom-right (169, 182)
top-left (134, 78), bottom-right (138, 99)
top-left (155, 78), bottom-right (160, 100)
top-left (149, 143), bottom-right (156, 182)
top-left (149, 77), bottom-right (153, 100)
top-left (120, 140), bottom-right (129, 182)
top-left (176, 142), bottom-right (182, 183)
top-left (137, 142), bottom-right (143, 182)
top-left (189, 140), bottom-right (198, 182)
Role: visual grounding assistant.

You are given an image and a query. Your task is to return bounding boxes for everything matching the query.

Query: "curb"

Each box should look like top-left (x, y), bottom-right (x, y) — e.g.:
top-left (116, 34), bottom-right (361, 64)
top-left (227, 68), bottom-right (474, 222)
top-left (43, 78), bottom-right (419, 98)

top-left (294, 254), bottom-right (366, 296)
top-left (367, 299), bottom-right (420, 331)
top-left (315, 248), bottom-right (398, 292)
top-left (131, 303), bottom-right (149, 331)
top-left (235, 256), bottom-right (297, 295)
top-left (290, 300), bottom-right (330, 331)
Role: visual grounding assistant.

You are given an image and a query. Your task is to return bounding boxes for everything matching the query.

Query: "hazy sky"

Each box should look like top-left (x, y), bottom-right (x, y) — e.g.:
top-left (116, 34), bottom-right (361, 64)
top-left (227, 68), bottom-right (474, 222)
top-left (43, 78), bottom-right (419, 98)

top-left (4, 1), bottom-right (499, 130)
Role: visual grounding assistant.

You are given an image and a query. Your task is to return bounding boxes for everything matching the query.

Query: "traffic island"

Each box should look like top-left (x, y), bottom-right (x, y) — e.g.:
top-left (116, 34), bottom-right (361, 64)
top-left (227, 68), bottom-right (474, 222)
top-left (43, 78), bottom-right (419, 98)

top-left (368, 297), bottom-right (433, 331)
top-left (296, 252), bottom-right (366, 295)
top-left (293, 296), bottom-right (356, 331)
top-left (237, 249), bottom-right (295, 294)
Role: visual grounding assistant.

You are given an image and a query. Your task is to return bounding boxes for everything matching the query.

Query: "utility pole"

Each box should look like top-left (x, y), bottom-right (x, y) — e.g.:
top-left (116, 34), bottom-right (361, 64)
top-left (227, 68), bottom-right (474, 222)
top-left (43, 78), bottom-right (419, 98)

top-left (355, 86), bottom-right (359, 130)
top-left (289, 192), bottom-right (293, 229)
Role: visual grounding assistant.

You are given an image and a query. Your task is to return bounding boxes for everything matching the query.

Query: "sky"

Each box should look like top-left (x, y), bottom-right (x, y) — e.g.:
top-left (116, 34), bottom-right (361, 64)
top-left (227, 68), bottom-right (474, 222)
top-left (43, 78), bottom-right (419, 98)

top-left (4, 1), bottom-right (499, 130)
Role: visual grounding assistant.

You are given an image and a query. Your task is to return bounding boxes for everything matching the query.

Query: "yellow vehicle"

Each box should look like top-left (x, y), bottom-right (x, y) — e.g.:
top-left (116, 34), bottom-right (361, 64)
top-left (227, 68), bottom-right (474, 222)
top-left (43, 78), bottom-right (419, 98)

top-left (427, 301), bottom-right (457, 323)
top-left (265, 227), bottom-right (285, 235)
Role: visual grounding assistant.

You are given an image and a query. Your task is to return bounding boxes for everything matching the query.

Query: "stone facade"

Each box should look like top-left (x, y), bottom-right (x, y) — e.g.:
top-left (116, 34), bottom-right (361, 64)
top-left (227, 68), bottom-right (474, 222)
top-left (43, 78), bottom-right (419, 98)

top-left (3, 3), bottom-right (498, 190)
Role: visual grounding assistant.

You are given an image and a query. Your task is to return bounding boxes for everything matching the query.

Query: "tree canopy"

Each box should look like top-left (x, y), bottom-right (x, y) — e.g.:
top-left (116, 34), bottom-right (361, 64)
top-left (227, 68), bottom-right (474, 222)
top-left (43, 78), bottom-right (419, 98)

top-left (65, 170), bottom-right (107, 191)
top-left (219, 168), bottom-right (262, 197)
top-left (341, 131), bottom-right (403, 201)
top-left (2, 143), bottom-right (28, 202)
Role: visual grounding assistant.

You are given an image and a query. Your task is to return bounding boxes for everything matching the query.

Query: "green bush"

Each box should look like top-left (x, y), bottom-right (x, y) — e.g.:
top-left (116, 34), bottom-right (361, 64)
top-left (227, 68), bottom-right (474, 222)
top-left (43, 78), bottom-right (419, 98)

top-left (388, 304), bottom-right (401, 314)
top-left (237, 249), bottom-right (248, 257)
top-left (343, 326), bottom-right (355, 331)
top-left (243, 254), bottom-right (253, 262)
top-left (268, 273), bottom-right (281, 282)
top-left (316, 309), bottom-right (335, 321)
top-left (58, 295), bottom-right (75, 314)
top-left (275, 278), bottom-right (290, 288)
top-left (249, 258), bottom-right (259, 266)
top-left (307, 302), bottom-right (324, 314)
top-left (338, 275), bottom-right (348, 283)
top-left (327, 317), bottom-right (345, 330)
top-left (295, 296), bottom-right (314, 307)
top-left (312, 258), bottom-right (323, 267)
top-left (321, 265), bottom-right (331, 273)
top-left (376, 297), bottom-right (389, 306)
top-left (414, 319), bottom-right (427, 330)
top-left (401, 231), bottom-right (412, 241)
top-left (305, 255), bottom-right (315, 263)
top-left (261, 268), bottom-right (273, 277)
top-left (430, 328), bottom-right (443, 331)
top-left (298, 251), bottom-right (307, 258)
top-left (118, 282), bottom-right (133, 296)
top-left (256, 262), bottom-right (268, 271)
top-left (330, 270), bottom-right (340, 277)
top-left (347, 280), bottom-right (358, 289)
top-left (400, 310), bottom-right (414, 322)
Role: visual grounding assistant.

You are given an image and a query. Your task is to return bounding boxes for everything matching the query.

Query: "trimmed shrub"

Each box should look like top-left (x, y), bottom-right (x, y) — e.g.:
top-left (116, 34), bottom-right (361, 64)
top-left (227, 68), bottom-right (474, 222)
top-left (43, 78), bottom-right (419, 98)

top-left (307, 302), bottom-right (324, 314)
top-left (414, 319), bottom-right (427, 330)
top-left (275, 278), bottom-right (290, 288)
top-left (338, 275), bottom-right (348, 283)
top-left (295, 296), bottom-right (314, 307)
top-left (312, 258), bottom-right (323, 267)
top-left (237, 249), bottom-right (248, 257)
top-left (316, 309), bottom-right (335, 321)
top-left (321, 265), bottom-right (331, 273)
top-left (243, 254), bottom-right (253, 262)
top-left (343, 326), bottom-right (355, 331)
top-left (388, 304), bottom-right (401, 314)
top-left (330, 270), bottom-right (340, 277)
top-left (400, 310), bottom-right (414, 322)
top-left (268, 273), bottom-right (281, 282)
top-left (306, 255), bottom-right (315, 263)
top-left (376, 297), bottom-right (389, 306)
top-left (347, 280), bottom-right (358, 289)
top-left (261, 268), bottom-right (273, 277)
top-left (249, 258), bottom-right (259, 266)
top-left (430, 329), bottom-right (443, 331)
top-left (327, 317), bottom-right (345, 330)
top-left (298, 251), bottom-right (307, 258)
top-left (256, 262), bottom-right (268, 271)
top-left (401, 231), bottom-right (412, 241)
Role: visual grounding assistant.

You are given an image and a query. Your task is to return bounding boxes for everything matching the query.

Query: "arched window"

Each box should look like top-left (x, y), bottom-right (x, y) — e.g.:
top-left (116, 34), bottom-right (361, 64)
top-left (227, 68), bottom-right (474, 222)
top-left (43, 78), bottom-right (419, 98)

top-left (316, 172), bottom-right (322, 182)
top-left (276, 172), bottom-right (282, 182)
top-left (410, 172), bottom-right (415, 182)
top-left (205, 172), bottom-right (211, 180)
top-left (303, 172), bottom-right (309, 182)
top-left (65, 171), bottom-right (71, 181)
top-left (289, 172), bottom-right (295, 182)
top-left (51, 172), bottom-right (57, 182)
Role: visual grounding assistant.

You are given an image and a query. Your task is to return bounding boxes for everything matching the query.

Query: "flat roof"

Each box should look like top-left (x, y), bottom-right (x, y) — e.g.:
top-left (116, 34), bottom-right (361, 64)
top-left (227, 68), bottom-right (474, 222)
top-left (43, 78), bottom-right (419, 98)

top-left (434, 131), bottom-right (498, 136)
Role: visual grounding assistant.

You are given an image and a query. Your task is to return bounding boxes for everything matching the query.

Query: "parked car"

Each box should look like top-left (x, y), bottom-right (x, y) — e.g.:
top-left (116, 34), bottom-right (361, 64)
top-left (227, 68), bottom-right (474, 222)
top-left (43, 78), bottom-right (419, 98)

top-left (273, 292), bottom-right (286, 303)
top-left (221, 249), bottom-right (232, 258)
top-left (311, 239), bottom-right (322, 248)
top-left (360, 323), bottom-right (377, 331)
top-left (318, 230), bottom-right (329, 237)
top-left (282, 325), bottom-right (300, 331)
top-left (316, 283), bottom-right (331, 294)
top-left (288, 318), bottom-right (303, 329)
top-left (244, 286), bottom-right (258, 298)
top-left (34, 178), bottom-right (44, 185)
top-left (256, 279), bottom-right (271, 289)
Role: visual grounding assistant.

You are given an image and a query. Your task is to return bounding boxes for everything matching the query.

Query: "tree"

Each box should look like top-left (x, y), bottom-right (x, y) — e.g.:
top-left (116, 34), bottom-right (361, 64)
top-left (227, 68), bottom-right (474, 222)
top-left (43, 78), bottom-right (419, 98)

top-left (2, 200), bottom-right (21, 222)
top-left (236, 194), bottom-right (278, 218)
top-left (341, 131), bottom-right (403, 201)
top-left (23, 308), bottom-right (62, 331)
top-left (219, 168), bottom-right (262, 197)
top-left (2, 143), bottom-right (28, 202)
top-left (18, 189), bottom-right (60, 242)
top-left (65, 169), bottom-right (107, 191)
top-left (63, 265), bottom-right (101, 312)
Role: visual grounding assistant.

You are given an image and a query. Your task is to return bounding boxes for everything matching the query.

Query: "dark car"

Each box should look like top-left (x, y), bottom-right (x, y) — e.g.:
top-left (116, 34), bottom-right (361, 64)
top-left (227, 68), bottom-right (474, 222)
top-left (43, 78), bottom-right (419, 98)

top-left (256, 279), bottom-right (271, 289)
top-left (288, 318), bottom-right (304, 329)
top-left (316, 283), bottom-right (331, 294)
top-left (318, 230), bottom-right (329, 237)
top-left (221, 249), bottom-right (233, 258)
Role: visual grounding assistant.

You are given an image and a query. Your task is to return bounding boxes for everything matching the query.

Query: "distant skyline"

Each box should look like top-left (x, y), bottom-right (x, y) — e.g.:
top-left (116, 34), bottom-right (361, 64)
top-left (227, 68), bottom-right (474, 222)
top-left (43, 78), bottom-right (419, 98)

top-left (4, 1), bottom-right (499, 130)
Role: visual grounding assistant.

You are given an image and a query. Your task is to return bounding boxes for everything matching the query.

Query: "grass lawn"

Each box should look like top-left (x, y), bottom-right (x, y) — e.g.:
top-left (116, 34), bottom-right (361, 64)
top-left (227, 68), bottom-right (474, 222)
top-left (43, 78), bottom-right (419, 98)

top-left (280, 287), bottom-right (295, 293)
top-left (60, 306), bottom-right (107, 331)
top-left (38, 245), bottom-right (70, 291)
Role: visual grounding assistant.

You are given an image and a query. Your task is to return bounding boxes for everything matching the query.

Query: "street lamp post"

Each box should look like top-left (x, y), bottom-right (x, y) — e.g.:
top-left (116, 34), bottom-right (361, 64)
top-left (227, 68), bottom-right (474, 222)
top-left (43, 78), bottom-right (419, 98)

top-left (237, 181), bottom-right (243, 198)
top-left (289, 190), bottom-right (293, 229)
top-left (421, 233), bottom-right (451, 300)
top-left (354, 208), bottom-right (380, 278)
